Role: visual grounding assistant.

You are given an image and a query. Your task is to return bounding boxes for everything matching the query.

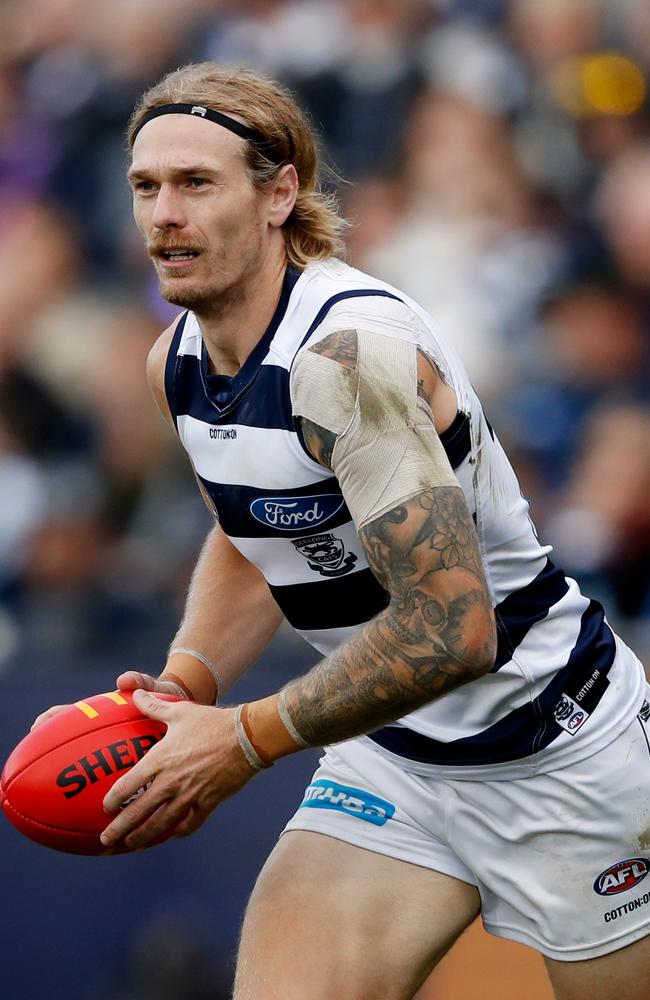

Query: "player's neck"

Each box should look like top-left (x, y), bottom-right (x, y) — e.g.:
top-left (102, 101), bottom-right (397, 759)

top-left (197, 247), bottom-right (288, 377)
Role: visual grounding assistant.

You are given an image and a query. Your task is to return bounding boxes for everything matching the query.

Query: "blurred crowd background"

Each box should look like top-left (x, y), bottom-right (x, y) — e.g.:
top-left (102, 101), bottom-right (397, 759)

top-left (1, 0), bottom-right (650, 673)
top-left (1, 1), bottom-right (650, 996)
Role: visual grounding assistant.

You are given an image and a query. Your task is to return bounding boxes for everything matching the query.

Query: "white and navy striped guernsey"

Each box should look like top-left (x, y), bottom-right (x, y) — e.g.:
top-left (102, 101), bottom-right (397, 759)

top-left (164, 258), bottom-right (646, 779)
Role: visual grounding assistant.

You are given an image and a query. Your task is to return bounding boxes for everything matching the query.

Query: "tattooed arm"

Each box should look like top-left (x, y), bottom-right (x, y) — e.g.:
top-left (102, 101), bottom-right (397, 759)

top-left (282, 487), bottom-right (495, 745)
top-left (279, 328), bottom-right (497, 747)
top-left (98, 327), bottom-right (496, 850)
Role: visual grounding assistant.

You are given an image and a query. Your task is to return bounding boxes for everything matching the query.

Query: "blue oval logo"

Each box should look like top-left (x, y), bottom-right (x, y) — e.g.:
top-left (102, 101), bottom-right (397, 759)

top-left (250, 494), bottom-right (345, 532)
top-left (594, 858), bottom-right (650, 896)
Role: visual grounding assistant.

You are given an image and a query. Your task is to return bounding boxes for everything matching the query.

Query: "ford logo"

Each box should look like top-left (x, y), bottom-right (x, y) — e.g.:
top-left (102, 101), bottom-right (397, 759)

top-left (250, 494), bottom-right (345, 531)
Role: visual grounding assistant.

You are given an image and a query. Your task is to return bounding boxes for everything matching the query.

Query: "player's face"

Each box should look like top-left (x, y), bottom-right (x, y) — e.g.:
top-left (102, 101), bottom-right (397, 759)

top-left (128, 115), bottom-right (272, 313)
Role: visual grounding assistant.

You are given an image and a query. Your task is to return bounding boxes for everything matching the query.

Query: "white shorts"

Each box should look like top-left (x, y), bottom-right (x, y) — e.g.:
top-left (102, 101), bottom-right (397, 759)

top-left (283, 696), bottom-right (650, 962)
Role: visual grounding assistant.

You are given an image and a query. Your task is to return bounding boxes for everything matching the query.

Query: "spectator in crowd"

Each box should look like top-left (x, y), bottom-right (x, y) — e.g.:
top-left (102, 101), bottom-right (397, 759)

top-left (546, 402), bottom-right (650, 660)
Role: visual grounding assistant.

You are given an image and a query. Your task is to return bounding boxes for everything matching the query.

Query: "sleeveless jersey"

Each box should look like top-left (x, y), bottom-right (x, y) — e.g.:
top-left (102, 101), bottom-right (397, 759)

top-left (164, 258), bottom-right (645, 779)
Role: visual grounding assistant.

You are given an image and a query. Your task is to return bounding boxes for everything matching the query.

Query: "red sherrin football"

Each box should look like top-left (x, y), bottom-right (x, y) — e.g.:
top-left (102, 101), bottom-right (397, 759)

top-left (0, 690), bottom-right (179, 855)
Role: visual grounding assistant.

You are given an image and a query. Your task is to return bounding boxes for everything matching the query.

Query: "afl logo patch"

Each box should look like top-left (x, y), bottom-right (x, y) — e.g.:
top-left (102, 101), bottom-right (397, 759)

top-left (553, 693), bottom-right (589, 735)
top-left (594, 859), bottom-right (650, 896)
top-left (250, 494), bottom-right (345, 531)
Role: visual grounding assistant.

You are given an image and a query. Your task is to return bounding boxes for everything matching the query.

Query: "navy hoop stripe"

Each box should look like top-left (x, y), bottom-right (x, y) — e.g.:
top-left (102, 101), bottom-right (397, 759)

top-left (176, 360), bottom-right (295, 431)
top-left (367, 600), bottom-right (616, 766)
top-left (200, 475), bottom-right (351, 538)
top-left (270, 569), bottom-right (390, 630)
top-left (493, 558), bottom-right (569, 672)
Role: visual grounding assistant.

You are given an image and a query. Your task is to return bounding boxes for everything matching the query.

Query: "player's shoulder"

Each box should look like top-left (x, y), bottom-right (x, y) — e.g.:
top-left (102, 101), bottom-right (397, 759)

top-left (300, 260), bottom-right (428, 351)
top-left (146, 311), bottom-right (187, 424)
top-left (297, 261), bottom-right (464, 395)
top-left (146, 312), bottom-right (187, 385)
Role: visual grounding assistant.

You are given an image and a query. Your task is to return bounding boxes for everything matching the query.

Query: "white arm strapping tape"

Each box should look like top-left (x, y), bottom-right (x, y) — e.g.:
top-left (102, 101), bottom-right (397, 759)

top-left (291, 331), bottom-right (459, 530)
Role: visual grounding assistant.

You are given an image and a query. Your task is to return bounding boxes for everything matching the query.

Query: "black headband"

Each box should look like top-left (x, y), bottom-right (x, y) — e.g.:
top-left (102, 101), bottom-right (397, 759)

top-left (132, 102), bottom-right (281, 162)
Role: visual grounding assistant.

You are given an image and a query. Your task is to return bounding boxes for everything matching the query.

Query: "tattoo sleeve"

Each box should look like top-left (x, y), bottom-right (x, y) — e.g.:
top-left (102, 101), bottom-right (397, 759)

top-left (287, 329), bottom-right (496, 747)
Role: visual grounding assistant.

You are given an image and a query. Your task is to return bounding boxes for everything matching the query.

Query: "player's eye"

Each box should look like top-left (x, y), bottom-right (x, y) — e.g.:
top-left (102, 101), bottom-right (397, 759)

top-left (133, 180), bottom-right (157, 194)
top-left (188, 177), bottom-right (208, 189)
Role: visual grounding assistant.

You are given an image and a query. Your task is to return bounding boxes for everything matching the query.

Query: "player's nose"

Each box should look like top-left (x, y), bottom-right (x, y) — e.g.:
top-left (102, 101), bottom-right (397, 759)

top-left (151, 183), bottom-right (187, 230)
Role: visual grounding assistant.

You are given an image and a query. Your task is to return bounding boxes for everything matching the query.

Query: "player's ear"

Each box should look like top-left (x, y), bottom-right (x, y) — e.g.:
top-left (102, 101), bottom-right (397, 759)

top-left (268, 164), bottom-right (298, 228)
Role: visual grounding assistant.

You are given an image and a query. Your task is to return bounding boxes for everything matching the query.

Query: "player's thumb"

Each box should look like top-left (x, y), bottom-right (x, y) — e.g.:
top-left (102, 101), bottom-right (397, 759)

top-left (132, 687), bottom-right (175, 720)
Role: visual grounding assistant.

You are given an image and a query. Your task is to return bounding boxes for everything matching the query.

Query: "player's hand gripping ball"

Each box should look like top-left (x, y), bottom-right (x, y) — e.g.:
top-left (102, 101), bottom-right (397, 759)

top-left (0, 690), bottom-right (180, 855)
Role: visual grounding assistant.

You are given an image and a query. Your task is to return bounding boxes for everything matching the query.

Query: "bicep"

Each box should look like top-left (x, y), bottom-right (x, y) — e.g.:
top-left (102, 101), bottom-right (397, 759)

top-left (200, 521), bottom-right (274, 591)
top-left (187, 524), bottom-right (284, 638)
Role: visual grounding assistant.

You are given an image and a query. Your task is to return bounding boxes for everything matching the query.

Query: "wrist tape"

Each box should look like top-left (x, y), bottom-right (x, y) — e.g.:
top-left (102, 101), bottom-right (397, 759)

top-left (236, 704), bottom-right (273, 771)
top-left (159, 671), bottom-right (194, 701)
top-left (235, 692), bottom-right (309, 770)
top-left (167, 646), bottom-right (222, 704)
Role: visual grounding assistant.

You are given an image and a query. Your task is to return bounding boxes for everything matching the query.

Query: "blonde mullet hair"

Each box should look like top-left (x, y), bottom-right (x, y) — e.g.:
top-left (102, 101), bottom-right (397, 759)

top-left (127, 63), bottom-right (347, 269)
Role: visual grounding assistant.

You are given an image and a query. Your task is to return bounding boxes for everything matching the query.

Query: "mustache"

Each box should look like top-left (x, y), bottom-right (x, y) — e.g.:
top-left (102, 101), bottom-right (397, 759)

top-left (147, 239), bottom-right (207, 256)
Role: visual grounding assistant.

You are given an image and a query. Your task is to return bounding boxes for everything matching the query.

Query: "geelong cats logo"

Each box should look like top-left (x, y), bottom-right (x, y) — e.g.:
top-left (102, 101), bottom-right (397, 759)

top-left (292, 533), bottom-right (358, 577)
